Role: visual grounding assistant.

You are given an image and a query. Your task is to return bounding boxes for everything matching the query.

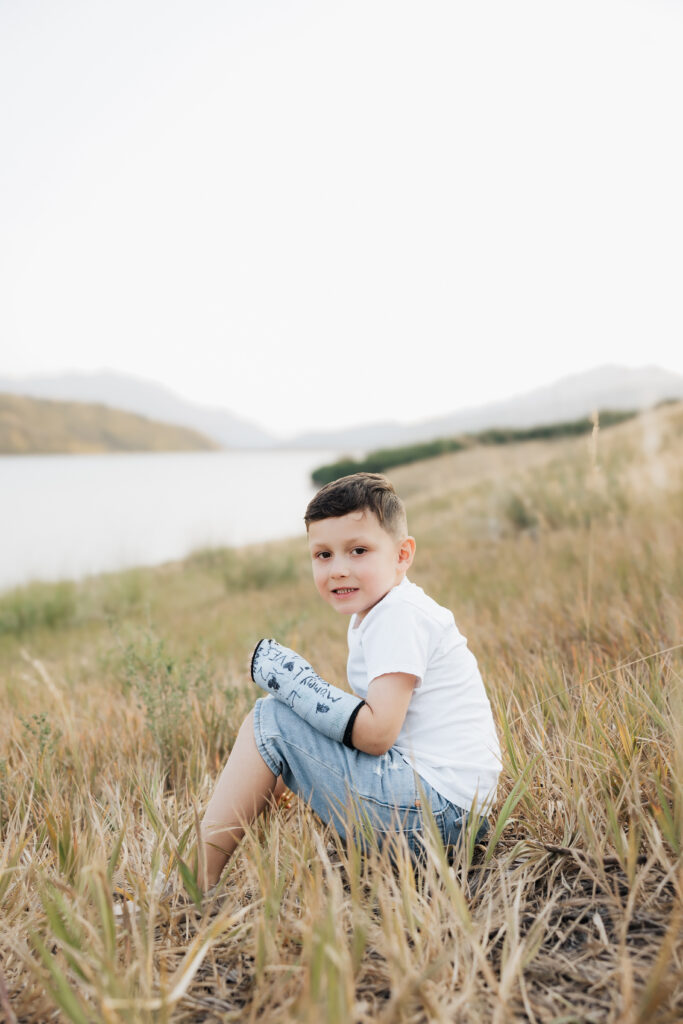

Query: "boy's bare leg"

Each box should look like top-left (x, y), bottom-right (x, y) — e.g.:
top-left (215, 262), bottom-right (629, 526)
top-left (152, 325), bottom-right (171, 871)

top-left (198, 709), bottom-right (278, 890)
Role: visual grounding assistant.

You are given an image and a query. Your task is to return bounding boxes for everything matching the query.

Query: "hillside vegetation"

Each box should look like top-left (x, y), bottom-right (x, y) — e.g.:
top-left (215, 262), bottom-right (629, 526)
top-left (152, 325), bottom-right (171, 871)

top-left (0, 393), bottom-right (219, 454)
top-left (311, 408), bottom-right (639, 484)
top-left (0, 403), bottom-right (681, 1022)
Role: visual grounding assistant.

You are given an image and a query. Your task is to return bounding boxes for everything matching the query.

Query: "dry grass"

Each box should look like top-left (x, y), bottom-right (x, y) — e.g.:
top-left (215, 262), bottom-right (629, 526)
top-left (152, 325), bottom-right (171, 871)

top-left (1, 405), bottom-right (682, 1023)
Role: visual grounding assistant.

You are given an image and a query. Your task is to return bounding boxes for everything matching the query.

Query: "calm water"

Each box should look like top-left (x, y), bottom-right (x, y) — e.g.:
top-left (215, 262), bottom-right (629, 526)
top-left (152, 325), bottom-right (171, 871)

top-left (1, 450), bottom-right (340, 593)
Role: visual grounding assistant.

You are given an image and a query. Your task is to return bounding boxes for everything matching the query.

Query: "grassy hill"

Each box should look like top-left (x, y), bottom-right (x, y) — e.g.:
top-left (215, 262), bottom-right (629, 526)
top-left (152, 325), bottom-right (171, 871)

top-left (0, 403), bottom-right (681, 1021)
top-left (0, 392), bottom-right (220, 454)
top-left (310, 408), bottom-right (639, 484)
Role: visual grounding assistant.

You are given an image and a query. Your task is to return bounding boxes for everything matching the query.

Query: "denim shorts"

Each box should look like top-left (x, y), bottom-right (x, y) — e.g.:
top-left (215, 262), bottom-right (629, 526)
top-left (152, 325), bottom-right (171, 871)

top-left (253, 695), bottom-right (487, 862)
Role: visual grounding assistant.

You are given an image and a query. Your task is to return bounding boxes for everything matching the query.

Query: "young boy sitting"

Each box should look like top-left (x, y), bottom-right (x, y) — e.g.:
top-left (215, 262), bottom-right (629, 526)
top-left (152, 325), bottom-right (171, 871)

top-left (198, 472), bottom-right (500, 888)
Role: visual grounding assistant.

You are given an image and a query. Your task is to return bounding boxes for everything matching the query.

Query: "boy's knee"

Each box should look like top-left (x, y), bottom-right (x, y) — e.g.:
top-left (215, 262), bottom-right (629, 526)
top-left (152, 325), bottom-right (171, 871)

top-left (255, 694), bottom-right (296, 735)
top-left (254, 697), bottom-right (311, 773)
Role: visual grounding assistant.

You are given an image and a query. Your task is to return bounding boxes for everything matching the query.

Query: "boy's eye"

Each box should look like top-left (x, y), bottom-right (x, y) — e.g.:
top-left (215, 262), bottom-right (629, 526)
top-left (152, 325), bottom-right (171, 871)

top-left (314, 551), bottom-right (331, 560)
top-left (351, 547), bottom-right (367, 556)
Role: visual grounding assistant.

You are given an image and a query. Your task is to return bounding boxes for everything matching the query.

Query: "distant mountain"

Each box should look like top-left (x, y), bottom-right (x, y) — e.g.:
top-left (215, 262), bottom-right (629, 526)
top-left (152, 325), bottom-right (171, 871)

top-left (0, 370), bottom-right (275, 449)
top-left (0, 393), bottom-right (219, 455)
top-left (290, 365), bottom-right (683, 449)
top-left (2, 364), bottom-right (681, 453)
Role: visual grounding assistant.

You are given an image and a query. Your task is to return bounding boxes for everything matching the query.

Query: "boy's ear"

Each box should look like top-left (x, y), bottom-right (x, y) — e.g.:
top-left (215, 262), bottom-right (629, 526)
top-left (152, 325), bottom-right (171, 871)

top-left (397, 536), bottom-right (416, 569)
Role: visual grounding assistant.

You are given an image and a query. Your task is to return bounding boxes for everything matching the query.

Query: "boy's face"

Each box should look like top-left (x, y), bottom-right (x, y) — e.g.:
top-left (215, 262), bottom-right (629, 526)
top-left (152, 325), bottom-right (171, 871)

top-left (307, 509), bottom-right (415, 624)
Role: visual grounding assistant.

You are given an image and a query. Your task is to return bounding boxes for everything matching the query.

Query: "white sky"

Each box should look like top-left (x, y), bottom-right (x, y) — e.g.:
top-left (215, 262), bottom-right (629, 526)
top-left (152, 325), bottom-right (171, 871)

top-left (1, 0), bottom-right (682, 438)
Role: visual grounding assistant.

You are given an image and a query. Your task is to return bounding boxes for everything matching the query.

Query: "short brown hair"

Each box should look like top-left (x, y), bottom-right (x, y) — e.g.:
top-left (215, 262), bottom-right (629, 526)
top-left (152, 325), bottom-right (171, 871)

top-left (304, 473), bottom-right (407, 537)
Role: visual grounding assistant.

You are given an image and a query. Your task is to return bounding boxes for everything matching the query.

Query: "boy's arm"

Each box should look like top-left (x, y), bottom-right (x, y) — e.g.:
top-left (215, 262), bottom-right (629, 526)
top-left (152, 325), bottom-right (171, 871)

top-left (251, 640), bottom-right (417, 755)
top-left (251, 639), bottom-right (365, 745)
top-left (350, 673), bottom-right (417, 756)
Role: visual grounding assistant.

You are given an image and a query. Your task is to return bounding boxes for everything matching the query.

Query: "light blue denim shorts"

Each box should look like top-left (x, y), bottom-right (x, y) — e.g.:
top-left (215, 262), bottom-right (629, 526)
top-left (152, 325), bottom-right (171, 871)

top-left (253, 695), bottom-right (487, 862)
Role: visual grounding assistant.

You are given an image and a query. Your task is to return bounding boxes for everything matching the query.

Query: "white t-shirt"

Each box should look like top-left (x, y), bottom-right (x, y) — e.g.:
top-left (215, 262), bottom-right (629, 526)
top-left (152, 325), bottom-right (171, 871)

top-left (347, 577), bottom-right (501, 811)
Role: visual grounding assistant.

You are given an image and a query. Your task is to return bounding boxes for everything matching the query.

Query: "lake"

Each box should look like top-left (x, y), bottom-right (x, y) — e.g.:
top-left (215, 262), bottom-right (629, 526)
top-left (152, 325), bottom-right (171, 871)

top-left (1, 450), bottom-right (341, 593)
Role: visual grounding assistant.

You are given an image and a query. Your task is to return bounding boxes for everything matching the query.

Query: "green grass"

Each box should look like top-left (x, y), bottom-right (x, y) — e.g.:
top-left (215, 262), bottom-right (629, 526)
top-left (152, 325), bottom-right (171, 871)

top-left (0, 402), bottom-right (681, 1022)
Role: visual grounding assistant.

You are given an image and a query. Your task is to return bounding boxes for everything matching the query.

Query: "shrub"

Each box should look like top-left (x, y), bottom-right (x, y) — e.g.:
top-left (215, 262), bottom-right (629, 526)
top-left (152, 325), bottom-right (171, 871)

top-left (0, 582), bottom-right (78, 637)
top-left (502, 493), bottom-right (538, 533)
top-left (189, 546), bottom-right (301, 593)
top-left (120, 632), bottom-right (246, 783)
top-left (122, 636), bottom-right (208, 775)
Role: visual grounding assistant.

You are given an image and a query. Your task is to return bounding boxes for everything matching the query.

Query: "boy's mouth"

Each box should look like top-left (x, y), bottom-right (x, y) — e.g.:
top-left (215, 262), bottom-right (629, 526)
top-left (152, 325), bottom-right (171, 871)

top-left (332, 587), bottom-right (358, 595)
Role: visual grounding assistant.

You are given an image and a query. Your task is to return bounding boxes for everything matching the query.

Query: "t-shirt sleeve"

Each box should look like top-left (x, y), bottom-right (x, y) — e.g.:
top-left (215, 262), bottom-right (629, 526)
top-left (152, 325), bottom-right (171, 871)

top-left (360, 600), bottom-right (433, 688)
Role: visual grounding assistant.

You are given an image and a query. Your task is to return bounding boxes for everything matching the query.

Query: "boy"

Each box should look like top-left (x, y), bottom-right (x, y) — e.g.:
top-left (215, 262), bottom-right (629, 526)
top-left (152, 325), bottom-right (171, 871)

top-left (198, 473), bottom-right (500, 889)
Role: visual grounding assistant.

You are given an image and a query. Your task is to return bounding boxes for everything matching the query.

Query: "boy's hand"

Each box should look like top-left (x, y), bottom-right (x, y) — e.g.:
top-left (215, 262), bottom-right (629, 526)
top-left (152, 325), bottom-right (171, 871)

top-left (251, 639), bottom-right (365, 748)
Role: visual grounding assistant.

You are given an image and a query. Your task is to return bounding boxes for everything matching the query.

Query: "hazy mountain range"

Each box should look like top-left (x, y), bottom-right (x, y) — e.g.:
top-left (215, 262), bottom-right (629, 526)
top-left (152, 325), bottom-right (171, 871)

top-left (293, 364), bottom-right (683, 449)
top-left (1, 364), bottom-right (681, 451)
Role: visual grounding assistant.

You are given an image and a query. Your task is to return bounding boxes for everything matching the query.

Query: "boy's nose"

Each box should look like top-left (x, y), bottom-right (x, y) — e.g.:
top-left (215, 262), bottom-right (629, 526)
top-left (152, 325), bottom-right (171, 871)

top-left (331, 561), bottom-right (350, 578)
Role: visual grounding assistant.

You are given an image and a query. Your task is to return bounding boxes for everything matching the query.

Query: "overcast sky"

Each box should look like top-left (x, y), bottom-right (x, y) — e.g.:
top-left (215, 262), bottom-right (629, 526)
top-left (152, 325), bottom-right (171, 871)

top-left (1, 0), bottom-right (682, 438)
